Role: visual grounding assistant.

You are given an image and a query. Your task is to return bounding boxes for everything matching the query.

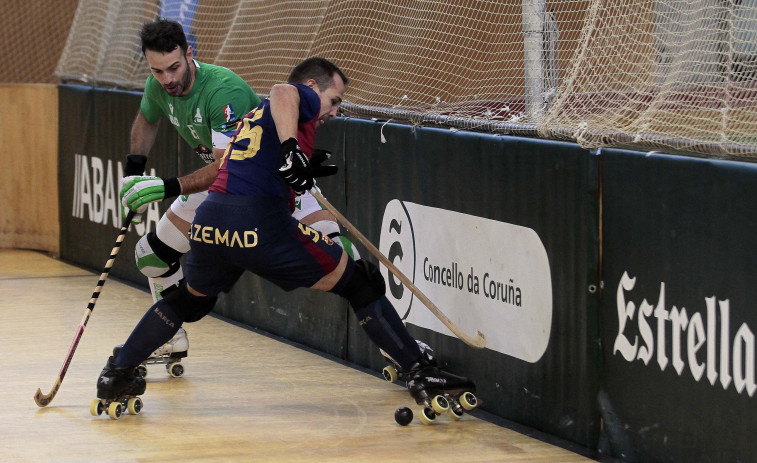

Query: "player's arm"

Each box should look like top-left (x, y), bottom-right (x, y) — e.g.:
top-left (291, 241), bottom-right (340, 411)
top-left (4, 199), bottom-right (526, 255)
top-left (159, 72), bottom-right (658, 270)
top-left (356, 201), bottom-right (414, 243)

top-left (170, 145), bottom-right (226, 195)
top-left (130, 111), bottom-right (160, 157)
top-left (174, 159), bottom-right (220, 194)
top-left (269, 83), bottom-right (301, 143)
top-left (269, 83), bottom-right (314, 193)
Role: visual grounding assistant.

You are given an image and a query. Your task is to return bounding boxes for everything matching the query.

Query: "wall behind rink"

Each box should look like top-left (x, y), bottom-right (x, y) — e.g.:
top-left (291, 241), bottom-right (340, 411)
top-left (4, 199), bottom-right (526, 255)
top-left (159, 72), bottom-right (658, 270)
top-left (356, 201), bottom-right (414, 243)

top-left (1, 84), bottom-right (60, 253)
top-left (58, 86), bottom-right (757, 462)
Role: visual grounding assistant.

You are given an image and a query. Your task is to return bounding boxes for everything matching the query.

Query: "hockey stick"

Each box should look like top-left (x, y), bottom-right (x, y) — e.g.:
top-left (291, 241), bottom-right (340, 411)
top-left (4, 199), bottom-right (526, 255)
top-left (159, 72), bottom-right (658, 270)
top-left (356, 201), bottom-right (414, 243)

top-left (309, 189), bottom-right (486, 349)
top-left (34, 210), bottom-right (136, 407)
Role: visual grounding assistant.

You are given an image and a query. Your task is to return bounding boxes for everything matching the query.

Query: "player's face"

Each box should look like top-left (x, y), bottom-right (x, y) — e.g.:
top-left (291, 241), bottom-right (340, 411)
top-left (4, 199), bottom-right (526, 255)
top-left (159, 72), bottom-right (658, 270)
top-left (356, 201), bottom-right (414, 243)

top-left (144, 45), bottom-right (194, 97)
top-left (314, 75), bottom-right (346, 128)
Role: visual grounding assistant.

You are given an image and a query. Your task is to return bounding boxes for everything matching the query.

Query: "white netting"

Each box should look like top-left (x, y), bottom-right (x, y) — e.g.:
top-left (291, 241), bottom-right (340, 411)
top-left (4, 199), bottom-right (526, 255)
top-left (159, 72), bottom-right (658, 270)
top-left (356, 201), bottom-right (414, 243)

top-left (55, 0), bottom-right (757, 159)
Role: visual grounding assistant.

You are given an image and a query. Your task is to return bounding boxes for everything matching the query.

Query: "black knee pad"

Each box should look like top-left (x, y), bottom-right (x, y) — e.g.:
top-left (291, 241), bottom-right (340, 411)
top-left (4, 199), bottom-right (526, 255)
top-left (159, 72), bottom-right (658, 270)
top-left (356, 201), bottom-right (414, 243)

top-left (146, 232), bottom-right (183, 277)
top-left (161, 283), bottom-right (217, 323)
top-left (337, 259), bottom-right (386, 309)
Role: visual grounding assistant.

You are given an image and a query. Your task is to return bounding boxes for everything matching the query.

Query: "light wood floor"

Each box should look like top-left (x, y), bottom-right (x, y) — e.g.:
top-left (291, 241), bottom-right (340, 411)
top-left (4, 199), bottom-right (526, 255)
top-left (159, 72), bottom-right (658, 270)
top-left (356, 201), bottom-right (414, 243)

top-left (1, 249), bottom-right (598, 463)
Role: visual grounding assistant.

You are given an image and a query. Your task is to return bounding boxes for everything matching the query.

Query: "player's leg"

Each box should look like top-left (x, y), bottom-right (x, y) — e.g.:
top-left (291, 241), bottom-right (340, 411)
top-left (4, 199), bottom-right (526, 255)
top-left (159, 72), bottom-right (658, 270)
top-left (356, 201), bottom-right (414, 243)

top-left (124, 193), bottom-right (207, 367)
top-left (294, 189), bottom-right (361, 259)
top-left (327, 257), bottom-right (423, 370)
top-left (326, 257), bottom-right (475, 407)
top-left (295, 191), bottom-right (447, 382)
top-left (136, 193), bottom-right (206, 301)
top-left (108, 251), bottom-right (242, 371)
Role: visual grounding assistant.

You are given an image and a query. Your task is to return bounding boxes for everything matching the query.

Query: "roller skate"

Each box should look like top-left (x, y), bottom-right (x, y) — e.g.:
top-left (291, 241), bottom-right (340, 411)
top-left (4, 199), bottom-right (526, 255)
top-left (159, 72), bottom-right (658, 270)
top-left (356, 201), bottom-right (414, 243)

top-left (405, 358), bottom-right (479, 425)
top-left (90, 356), bottom-right (146, 420)
top-left (112, 327), bottom-right (188, 378)
top-left (380, 339), bottom-right (434, 383)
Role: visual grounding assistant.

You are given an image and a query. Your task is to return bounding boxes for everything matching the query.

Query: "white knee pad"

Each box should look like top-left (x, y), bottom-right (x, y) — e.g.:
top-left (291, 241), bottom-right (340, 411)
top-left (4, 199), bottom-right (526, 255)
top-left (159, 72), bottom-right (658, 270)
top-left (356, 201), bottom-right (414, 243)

top-left (309, 219), bottom-right (340, 237)
top-left (310, 220), bottom-right (361, 260)
top-left (134, 214), bottom-right (191, 278)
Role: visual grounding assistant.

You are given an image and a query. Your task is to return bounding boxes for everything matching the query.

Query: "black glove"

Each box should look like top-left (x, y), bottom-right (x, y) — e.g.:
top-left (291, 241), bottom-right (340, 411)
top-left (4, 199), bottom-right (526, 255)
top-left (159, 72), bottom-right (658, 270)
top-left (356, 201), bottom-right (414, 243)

top-left (310, 149), bottom-right (338, 178)
top-left (278, 138), bottom-right (313, 194)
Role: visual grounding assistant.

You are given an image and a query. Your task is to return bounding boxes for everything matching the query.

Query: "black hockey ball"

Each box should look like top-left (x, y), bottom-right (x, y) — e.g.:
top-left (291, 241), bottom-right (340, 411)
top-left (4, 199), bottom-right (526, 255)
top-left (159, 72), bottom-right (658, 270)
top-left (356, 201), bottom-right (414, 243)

top-left (394, 406), bottom-right (413, 426)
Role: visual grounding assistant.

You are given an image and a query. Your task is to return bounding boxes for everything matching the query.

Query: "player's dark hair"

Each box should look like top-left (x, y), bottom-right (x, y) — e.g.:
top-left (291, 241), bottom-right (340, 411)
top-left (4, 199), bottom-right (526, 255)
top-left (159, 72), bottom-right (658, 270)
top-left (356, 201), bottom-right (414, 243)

top-left (288, 57), bottom-right (349, 91)
top-left (140, 19), bottom-right (188, 55)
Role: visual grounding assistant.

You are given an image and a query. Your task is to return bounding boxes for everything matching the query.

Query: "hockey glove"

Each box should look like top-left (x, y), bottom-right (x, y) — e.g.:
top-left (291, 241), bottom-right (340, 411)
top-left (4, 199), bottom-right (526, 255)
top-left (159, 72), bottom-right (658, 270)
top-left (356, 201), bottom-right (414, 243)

top-left (310, 149), bottom-right (338, 178)
top-left (120, 175), bottom-right (182, 217)
top-left (120, 154), bottom-right (148, 223)
top-left (278, 138), bottom-right (313, 194)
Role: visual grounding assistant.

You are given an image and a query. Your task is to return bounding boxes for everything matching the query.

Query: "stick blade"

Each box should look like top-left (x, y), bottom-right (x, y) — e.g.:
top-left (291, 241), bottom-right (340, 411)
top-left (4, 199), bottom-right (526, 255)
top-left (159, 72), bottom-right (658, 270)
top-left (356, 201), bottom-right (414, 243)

top-left (34, 387), bottom-right (54, 407)
top-left (469, 330), bottom-right (487, 349)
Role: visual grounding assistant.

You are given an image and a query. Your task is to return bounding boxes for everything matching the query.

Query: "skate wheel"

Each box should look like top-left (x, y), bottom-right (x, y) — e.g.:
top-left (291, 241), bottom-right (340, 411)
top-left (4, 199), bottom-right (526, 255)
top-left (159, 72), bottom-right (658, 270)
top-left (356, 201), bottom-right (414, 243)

top-left (136, 364), bottom-right (148, 378)
top-left (107, 401), bottom-right (123, 420)
top-left (126, 397), bottom-right (143, 415)
top-left (382, 365), bottom-right (398, 383)
top-left (430, 395), bottom-right (449, 414)
top-left (90, 399), bottom-right (104, 416)
top-left (460, 392), bottom-right (478, 410)
top-left (167, 362), bottom-right (184, 377)
top-left (419, 407), bottom-right (436, 425)
top-left (448, 406), bottom-right (464, 420)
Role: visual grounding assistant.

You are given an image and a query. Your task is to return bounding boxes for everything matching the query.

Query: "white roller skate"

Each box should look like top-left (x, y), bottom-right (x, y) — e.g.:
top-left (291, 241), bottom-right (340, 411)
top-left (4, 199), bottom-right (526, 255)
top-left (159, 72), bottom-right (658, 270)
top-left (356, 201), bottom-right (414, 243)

top-left (112, 327), bottom-right (189, 379)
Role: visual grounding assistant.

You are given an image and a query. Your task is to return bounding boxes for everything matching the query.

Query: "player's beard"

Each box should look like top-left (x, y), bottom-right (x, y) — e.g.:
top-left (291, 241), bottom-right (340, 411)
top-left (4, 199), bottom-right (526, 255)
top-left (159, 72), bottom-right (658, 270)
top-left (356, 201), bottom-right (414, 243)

top-left (164, 58), bottom-right (193, 97)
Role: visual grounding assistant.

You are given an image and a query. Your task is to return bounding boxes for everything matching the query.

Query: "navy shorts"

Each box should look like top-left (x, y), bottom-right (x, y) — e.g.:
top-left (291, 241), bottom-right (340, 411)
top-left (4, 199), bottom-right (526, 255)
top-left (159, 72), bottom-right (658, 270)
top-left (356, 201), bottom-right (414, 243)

top-left (185, 192), bottom-right (344, 296)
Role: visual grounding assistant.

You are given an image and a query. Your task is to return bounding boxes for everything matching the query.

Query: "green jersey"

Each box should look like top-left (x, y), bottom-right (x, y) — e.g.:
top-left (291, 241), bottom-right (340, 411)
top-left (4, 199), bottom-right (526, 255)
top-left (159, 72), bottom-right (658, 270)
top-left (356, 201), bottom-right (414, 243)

top-left (140, 60), bottom-right (261, 163)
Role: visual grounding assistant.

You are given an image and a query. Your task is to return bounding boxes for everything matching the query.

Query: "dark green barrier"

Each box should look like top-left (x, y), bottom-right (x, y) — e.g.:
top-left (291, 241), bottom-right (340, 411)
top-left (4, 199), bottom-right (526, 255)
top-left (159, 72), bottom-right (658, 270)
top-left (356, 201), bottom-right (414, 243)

top-left (58, 84), bottom-right (178, 285)
top-left (600, 148), bottom-right (757, 462)
top-left (317, 119), bottom-right (601, 446)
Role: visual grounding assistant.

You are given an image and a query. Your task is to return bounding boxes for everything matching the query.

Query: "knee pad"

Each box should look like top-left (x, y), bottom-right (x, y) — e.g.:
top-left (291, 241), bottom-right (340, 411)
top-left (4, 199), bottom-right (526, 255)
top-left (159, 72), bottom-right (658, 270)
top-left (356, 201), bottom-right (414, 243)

top-left (309, 219), bottom-right (340, 237)
top-left (309, 220), bottom-right (361, 260)
top-left (162, 283), bottom-right (217, 323)
top-left (135, 232), bottom-right (183, 278)
top-left (335, 259), bottom-right (386, 309)
top-left (134, 214), bottom-right (190, 278)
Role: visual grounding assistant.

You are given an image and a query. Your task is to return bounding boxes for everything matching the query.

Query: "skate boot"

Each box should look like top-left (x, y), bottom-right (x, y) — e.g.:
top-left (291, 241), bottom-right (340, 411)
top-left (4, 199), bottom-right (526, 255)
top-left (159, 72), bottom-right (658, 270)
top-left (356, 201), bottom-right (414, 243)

top-left (405, 358), bottom-right (478, 424)
top-left (380, 339), bottom-right (434, 383)
top-left (90, 356), bottom-right (146, 420)
top-left (112, 327), bottom-right (188, 378)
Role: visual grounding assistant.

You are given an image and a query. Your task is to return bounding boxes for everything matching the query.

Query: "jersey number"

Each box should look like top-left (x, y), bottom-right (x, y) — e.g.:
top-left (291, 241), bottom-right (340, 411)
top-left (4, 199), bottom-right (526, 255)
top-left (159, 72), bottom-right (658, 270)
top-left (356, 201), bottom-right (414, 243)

top-left (227, 108), bottom-right (264, 160)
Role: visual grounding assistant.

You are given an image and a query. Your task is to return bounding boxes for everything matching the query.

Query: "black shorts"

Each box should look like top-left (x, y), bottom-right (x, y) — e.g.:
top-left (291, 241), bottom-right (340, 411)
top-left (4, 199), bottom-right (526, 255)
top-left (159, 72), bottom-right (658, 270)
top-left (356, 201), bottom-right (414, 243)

top-left (185, 193), bottom-right (343, 296)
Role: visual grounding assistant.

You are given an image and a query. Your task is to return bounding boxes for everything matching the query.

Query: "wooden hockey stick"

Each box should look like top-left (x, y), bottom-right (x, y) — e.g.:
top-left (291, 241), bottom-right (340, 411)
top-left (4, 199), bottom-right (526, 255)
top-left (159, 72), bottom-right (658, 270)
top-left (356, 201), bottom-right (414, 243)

top-left (310, 189), bottom-right (486, 349)
top-left (34, 210), bottom-right (136, 407)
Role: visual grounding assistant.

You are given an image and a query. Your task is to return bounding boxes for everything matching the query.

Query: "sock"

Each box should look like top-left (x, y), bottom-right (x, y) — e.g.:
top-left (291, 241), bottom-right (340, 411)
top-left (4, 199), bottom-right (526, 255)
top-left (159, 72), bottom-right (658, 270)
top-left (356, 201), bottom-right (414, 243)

top-left (114, 299), bottom-right (183, 368)
top-left (354, 296), bottom-right (422, 371)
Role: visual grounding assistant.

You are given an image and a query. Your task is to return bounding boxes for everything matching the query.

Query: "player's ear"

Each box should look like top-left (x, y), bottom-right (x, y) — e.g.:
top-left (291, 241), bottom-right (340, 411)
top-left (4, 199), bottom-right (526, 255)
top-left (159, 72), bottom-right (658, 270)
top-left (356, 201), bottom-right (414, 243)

top-left (305, 78), bottom-right (318, 91)
top-left (186, 45), bottom-right (194, 61)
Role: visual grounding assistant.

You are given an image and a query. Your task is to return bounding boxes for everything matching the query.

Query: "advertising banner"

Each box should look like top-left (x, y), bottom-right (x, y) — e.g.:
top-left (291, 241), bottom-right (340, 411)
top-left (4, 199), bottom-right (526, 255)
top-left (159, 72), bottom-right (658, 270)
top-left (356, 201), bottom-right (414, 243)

top-left (601, 148), bottom-right (757, 462)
